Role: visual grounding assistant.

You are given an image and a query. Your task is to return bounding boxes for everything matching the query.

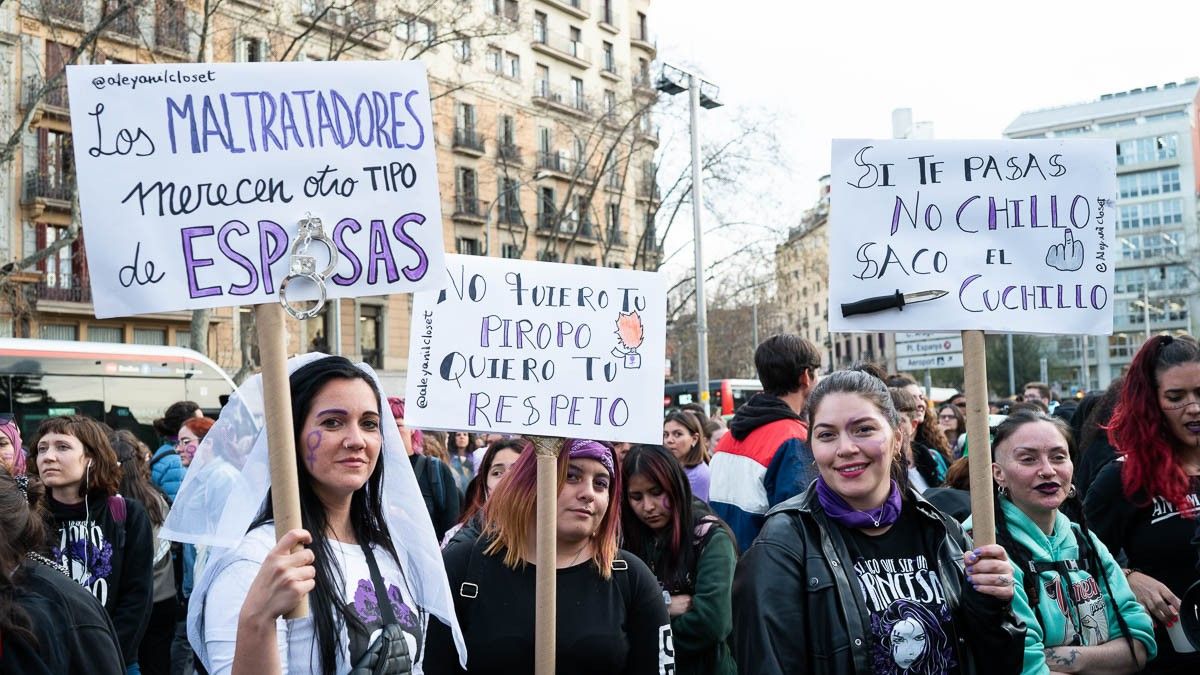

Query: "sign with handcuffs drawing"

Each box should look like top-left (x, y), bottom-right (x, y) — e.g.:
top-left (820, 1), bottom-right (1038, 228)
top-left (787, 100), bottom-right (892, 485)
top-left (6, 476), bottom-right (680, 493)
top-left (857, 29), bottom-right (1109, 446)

top-left (66, 61), bottom-right (444, 319)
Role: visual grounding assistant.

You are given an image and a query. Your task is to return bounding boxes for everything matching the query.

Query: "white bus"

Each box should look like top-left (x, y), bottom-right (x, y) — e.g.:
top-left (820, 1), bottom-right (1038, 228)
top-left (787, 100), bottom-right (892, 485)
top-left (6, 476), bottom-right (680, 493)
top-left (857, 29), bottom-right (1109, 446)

top-left (0, 338), bottom-right (236, 448)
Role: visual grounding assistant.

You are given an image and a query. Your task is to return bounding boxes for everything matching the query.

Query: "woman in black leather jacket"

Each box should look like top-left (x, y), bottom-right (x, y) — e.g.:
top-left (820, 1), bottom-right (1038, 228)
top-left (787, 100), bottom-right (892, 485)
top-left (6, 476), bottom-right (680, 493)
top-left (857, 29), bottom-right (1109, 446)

top-left (732, 371), bottom-right (1025, 674)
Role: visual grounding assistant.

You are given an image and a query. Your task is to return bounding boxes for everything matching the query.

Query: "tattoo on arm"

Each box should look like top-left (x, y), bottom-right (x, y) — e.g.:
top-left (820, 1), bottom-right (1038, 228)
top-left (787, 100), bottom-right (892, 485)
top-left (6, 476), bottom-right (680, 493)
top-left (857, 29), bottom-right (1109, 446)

top-left (1046, 648), bottom-right (1079, 668)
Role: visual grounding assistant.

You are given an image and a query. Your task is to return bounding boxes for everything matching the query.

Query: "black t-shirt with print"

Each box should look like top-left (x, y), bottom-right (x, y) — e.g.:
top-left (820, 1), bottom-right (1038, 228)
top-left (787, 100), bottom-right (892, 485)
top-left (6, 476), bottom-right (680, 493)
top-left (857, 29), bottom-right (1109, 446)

top-left (843, 501), bottom-right (963, 675)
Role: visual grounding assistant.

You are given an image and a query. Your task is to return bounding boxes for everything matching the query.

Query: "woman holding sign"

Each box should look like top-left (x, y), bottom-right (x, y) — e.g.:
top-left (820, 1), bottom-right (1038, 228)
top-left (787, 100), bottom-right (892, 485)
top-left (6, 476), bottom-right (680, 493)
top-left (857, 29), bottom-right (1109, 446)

top-left (179, 355), bottom-right (466, 675)
top-left (969, 410), bottom-right (1154, 674)
top-left (423, 438), bottom-right (674, 674)
top-left (1085, 335), bottom-right (1200, 673)
top-left (733, 370), bottom-right (1024, 675)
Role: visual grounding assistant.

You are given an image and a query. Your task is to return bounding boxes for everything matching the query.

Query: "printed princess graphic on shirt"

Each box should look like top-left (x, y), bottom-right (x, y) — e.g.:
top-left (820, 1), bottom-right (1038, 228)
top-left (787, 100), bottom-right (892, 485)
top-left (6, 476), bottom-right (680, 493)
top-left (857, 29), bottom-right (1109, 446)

top-left (855, 554), bottom-right (958, 674)
top-left (346, 577), bottom-right (424, 664)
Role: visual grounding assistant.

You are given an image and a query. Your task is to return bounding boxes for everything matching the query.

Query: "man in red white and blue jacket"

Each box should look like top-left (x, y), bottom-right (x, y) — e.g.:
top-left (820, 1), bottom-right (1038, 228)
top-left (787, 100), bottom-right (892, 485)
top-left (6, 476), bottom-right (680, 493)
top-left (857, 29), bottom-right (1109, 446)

top-left (710, 334), bottom-right (820, 552)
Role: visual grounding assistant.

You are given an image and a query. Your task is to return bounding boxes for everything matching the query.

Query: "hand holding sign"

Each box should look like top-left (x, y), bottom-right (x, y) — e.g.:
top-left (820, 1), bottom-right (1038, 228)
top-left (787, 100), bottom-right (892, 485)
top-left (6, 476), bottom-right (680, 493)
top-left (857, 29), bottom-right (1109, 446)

top-left (1045, 229), bottom-right (1085, 272)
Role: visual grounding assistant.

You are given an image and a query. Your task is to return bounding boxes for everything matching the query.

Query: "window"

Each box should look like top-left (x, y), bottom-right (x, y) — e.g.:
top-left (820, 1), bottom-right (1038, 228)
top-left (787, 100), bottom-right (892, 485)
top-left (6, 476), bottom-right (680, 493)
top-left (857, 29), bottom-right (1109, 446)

top-left (602, 0), bottom-right (614, 24)
top-left (569, 26), bottom-right (582, 57)
top-left (637, 58), bottom-right (650, 85)
top-left (1117, 198), bottom-right (1184, 230)
top-left (490, 0), bottom-right (518, 21)
top-left (175, 331), bottom-right (191, 349)
top-left (1118, 168), bottom-right (1181, 198)
top-left (637, 11), bottom-right (648, 40)
top-left (1116, 134), bottom-right (1178, 166)
top-left (535, 64), bottom-right (550, 96)
top-left (456, 167), bottom-right (478, 203)
top-left (454, 37), bottom-right (471, 62)
top-left (1119, 231), bottom-right (1183, 260)
top-left (1145, 110), bottom-right (1187, 123)
top-left (87, 326), bottom-right (123, 343)
top-left (304, 304), bottom-right (335, 353)
top-left (359, 305), bottom-right (383, 368)
top-left (539, 187), bottom-right (556, 225)
top-left (606, 203), bottom-right (622, 244)
top-left (456, 237), bottom-right (481, 255)
top-left (538, 250), bottom-right (561, 262)
top-left (604, 90), bottom-right (616, 115)
top-left (498, 178), bottom-right (522, 224)
top-left (572, 76), bottom-right (584, 108)
top-left (538, 127), bottom-right (552, 154)
top-left (574, 256), bottom-right (596, 266)
top-left (456, 102), bottom-right (476, 132)
top-left (402, 16), bottom-right (436, 46)
top-left (1115, 265), bottom-right (1188, 294)
top-left (40, 324), bottom-right (78, 341)
top-left (506, 52), bottom-right (521, 79)
top-left (501, 243), bottom-right (520, 259)
top-left (534, 11), bottom-right (548, 43)
top-left (236, 36), bottom-right (267, 62)
top-left (133, 328), bottom-right (166, 345)
top-left (602, 41), bottom-right (615, 72)
top-left (1098, 118), bottom-right (1136, 129)
top-left (499, 115), bottom-right (516, 146)
top-left (486, 47), bottom-right (502, 73)
top-left (36, 127), bottom-right (74, 197)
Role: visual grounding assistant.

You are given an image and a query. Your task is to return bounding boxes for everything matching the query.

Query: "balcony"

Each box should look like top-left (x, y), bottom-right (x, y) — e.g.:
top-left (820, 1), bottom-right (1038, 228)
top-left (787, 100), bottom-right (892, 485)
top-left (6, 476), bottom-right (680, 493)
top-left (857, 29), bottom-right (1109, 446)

top-left (631, 25), bottom-right (657, 54)
top-left (636, 178), bottom-right (661, 202)
top-left (540, 0), bottom-right (588, 19)
top-left (608, 229), bottom-right (626, 247)
top-left (532, 83), bottom-right (592, 118)
top-left (637, 125), bottom-right (660, 146)
top-left (490, 0), bottom-right (520, 23)
top-left (633, 71), bottom-right (656, 96)
top-left (498, 204), bottom-right (525, 226)
top-left (45, 0), bottom-right (84, 25)
top-left (598, 6), bottom-right (620, 33)
top-left (296, 0), bottom-right (386, 51)
top-left (452, 128), bottom-right (486, 156)
top-left (497, 142), bottom-right (523, 164)
top-left (536, 152), bottom-right (592, 182)
top-left (23, 75), bottom-right (69, 113)
top-left (531, 27), bottom-right (591, 68)
top-left (537, 209), bottom-right (592, 238)
top-left (104, 4), bottom-right (140, 41)
top-left (452, 194), bottom-right (485, 222)
top-left (23, 170), bottom-right (74, 211)
top-left (600, 55), bottom-right (623, 81)
top-left (37, 275), bottom-right (92, 304)
top-left (155, 8), bottom-right (189, 54)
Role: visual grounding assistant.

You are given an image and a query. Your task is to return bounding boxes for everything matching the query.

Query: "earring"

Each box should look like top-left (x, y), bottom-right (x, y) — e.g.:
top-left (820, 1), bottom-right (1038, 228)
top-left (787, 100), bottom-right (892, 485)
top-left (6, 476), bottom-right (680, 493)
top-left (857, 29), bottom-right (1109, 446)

top-left (1067, 484), bottom-right (1077, 498)
top-left (997, 486), bottom-right (1010, 498)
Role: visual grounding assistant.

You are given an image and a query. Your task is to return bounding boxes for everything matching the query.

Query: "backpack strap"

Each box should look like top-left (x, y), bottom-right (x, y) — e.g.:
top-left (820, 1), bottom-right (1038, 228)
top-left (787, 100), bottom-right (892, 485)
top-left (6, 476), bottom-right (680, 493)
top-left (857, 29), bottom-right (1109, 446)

top-left (108, 494), bottom-right (127, 523)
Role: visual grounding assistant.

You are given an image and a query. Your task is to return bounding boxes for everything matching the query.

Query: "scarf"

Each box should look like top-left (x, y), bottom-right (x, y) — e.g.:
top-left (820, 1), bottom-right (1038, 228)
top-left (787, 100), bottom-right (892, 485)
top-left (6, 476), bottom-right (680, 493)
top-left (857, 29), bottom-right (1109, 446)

top-left (815, 476), bottom-right (902, 529)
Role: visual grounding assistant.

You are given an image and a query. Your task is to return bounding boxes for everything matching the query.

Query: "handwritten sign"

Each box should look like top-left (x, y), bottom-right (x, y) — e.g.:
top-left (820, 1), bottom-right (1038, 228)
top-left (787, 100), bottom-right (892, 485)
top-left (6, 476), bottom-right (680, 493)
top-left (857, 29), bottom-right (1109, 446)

top-left (65, 62), bottom-right (444, 318)
top-left (405, 255), bottom-right (667, 444)
top-left (829, 139), bottom-right (1116, 335)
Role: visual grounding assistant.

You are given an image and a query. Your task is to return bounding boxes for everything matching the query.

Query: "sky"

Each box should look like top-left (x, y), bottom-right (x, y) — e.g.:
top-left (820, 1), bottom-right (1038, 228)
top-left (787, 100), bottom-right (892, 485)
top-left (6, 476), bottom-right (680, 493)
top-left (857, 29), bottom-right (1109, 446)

top-left (650, 0), bottom-right (1200, 219)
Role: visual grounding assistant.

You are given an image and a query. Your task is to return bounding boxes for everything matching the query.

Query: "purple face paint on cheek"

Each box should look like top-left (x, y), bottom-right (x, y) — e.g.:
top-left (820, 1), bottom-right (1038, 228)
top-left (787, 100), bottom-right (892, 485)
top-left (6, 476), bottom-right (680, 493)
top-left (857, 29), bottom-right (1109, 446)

top-left (305, 430), bottom-right (322, 467)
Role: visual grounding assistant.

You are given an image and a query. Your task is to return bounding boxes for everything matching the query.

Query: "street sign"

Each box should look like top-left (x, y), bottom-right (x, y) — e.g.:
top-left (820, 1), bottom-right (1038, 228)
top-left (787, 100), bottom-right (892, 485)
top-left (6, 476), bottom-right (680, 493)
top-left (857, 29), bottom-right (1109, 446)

top-left (897, 353), bottom-right (964, 370)
top-left (897, 336), bottom-right (963, 357)
top-left (895, 332), bottom-right (958, 343)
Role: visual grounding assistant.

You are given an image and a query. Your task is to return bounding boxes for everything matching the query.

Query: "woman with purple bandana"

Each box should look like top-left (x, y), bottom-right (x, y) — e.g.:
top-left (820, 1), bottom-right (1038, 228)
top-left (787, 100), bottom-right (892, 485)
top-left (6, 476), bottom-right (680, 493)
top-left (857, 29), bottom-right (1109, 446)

top-left (0, 415), bottom-right (26, 476)
top-left (424, 438), bottom-right (676, 674)
top-left (733, 371), bottom-right (1025, 675)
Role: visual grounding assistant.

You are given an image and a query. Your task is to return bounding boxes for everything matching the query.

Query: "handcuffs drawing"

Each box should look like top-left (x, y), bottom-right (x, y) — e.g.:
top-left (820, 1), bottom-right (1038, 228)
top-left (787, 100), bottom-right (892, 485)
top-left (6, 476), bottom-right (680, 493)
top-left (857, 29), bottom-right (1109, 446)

top-left (279, 214), bottom-right (339, 321)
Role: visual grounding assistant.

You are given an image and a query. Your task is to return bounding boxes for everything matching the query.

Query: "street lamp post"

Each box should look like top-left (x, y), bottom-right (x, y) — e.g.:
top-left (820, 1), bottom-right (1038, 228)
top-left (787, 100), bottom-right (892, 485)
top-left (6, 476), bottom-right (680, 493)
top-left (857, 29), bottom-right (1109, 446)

top-left (657, 64), bottom-right (722, 412)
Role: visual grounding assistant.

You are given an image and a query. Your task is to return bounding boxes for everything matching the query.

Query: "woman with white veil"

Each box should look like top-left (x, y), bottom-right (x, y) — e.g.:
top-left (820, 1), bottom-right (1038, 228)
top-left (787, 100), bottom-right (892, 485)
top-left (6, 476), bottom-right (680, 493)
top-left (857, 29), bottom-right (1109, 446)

top-left (162, 354), bottom-right (466, 674)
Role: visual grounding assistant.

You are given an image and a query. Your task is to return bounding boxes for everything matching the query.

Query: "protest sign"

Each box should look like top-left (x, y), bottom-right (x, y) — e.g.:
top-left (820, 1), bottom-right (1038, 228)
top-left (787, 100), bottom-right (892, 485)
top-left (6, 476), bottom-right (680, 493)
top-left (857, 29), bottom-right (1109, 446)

top-left (66, 61), bottom-right (444, 319)
top-left (406, 255), bottom-right (667, 444)
top-left (828, 139), bottom-right (1116, 335)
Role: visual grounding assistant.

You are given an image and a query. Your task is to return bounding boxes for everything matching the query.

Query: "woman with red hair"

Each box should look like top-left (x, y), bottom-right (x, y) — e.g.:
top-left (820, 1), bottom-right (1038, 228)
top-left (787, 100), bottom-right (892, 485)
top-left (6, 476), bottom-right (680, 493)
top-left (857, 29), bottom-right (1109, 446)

top-left (423, 438), bottom-right (674, 673)
top-left (1085, 334), bottom-right (1200, 673)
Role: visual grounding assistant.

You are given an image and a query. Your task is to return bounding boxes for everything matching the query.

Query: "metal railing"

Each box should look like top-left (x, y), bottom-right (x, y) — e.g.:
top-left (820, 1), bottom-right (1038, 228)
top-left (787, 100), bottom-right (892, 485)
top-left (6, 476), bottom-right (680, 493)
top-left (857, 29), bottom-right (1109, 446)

top-left (37, 275), bottom-right (91, 303)
top-left (454, 194), bottom-right (482, 217)
top-left (453, 128), bottom-right (485, 153)
top-left (637, 179), bottom-right (660, 200)
top-left (497, 143), bottom-right (523, 163)
top-left (155, 8), bottom-right (189, 52)
top-left (46, 0), bottom-right (84, 23)
top-left (23, 170), bottom-right (74, 203)
top-left (105, 5), bottom-right (140, 38)
top-left (531, 27), bottom-right (592, 63)
top-left (24, 75), bottom-right (69, 110)
top-left (532, 84), bottom-right (591, 115)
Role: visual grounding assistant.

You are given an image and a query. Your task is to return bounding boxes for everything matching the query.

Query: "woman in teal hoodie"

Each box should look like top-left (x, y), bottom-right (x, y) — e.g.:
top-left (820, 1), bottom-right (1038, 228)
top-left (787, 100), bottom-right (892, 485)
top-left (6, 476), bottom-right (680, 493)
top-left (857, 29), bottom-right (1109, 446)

top-left (969, 410), bottom-right (1156, 674)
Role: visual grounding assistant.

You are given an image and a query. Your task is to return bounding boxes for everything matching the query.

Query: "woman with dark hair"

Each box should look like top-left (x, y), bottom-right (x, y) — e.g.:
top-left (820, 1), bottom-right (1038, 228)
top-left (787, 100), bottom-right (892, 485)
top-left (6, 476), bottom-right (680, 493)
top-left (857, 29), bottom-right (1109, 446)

top-left (1073, 377), bottom-right (1123, 500)
top-left (622, 444), bottom-right (736, 675)
top-left (970, 411), bottom-right (1154, 674)
top-left (447, 431), bottom-right (476, 494)
top-left (29, 415), bottom-right (155, 674)
top-left (1085, 335), bottom-right (1200, 672)
top-left (876, 599), bottom-right (954, 673)
top-left (938, 404), bottom-right (967, 457)
top-left (887, 374), bottom-right (953, 478)
top-left (664, 410), bottom-right (712, 502)
top-left (150, 400), bottom-right (200, 503)
top-left (111, 428), bottom-right (178, 675)
top-left (889, 387), bottom-right (944, 493)
top-left (734, 370), bottom-right (1024, 674)
top-left (187, 355), bottom-right (460, 674)
top-left (424, 438), bottom-right (674, 673)
top-left (0, 464), bottom-right (125, 673)
top-left (441, 438), bottom-right (529, 548)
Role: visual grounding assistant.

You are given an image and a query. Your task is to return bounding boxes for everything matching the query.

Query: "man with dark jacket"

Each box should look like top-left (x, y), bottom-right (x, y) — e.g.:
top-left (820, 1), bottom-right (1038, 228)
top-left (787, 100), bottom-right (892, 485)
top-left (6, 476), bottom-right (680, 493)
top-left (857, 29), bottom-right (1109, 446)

top-left (710, 334), bottom-right (820, 552)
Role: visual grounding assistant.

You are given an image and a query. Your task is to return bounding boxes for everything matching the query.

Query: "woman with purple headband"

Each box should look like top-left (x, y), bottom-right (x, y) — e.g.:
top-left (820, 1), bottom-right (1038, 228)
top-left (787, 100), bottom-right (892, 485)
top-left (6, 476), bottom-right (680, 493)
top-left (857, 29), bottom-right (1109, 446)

top-left (424, 438), bottom-right (675, 674)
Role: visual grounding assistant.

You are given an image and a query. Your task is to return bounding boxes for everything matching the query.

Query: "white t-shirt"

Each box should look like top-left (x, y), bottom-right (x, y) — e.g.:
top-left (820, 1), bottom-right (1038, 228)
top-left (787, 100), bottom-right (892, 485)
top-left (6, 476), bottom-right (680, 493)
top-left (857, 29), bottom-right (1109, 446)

top-left (201, 525), bottom-right (426, 674)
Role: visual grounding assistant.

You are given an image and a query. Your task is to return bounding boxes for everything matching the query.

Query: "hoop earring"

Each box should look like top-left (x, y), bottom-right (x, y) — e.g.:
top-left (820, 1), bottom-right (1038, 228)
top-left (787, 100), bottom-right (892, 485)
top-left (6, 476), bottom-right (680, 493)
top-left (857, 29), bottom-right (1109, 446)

top-left (1067, 484), bottom-right (1077, 498)
top-left (997, 485), bottom-right (1010, 498)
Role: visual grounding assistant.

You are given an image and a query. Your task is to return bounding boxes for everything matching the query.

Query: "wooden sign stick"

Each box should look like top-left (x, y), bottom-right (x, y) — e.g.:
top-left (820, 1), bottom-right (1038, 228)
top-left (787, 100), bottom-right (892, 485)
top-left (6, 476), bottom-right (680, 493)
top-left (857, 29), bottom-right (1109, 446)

top-left (528, 435), bottom-right (564, 675)
top-left (962, 329), bottom-right (996, 546)
top-left (255, 302), bottom-right (308, 619)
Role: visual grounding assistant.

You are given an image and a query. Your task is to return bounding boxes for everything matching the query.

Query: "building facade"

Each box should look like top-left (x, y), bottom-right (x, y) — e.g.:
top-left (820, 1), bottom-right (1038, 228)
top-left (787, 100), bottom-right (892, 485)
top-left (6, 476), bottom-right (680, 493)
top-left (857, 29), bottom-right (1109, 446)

top-left (0, 0), bottom-right (661, 389)
top-left (1005, 79), bottom-right (1200, 388)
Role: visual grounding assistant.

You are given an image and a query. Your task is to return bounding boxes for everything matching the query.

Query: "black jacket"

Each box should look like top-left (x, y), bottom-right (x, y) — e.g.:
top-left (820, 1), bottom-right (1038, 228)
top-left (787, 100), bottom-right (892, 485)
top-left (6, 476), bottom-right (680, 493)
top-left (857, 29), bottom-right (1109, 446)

top-left (45, 493), bottom-right (155, 667)
top-left (0, 560), bottom-right (125, 674)
top-left (411, 454), bottom-right (462, 541)
top-left (732, 486), bottom-right (1025, 675)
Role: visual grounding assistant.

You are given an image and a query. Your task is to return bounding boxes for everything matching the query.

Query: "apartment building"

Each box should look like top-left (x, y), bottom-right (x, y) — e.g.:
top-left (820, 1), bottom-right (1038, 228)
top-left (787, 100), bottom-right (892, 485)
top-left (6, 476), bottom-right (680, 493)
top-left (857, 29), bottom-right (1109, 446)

top-left (0, 0), bottom-right (661, 389)
top-left (1004, 79), bottom-right (1200, 388)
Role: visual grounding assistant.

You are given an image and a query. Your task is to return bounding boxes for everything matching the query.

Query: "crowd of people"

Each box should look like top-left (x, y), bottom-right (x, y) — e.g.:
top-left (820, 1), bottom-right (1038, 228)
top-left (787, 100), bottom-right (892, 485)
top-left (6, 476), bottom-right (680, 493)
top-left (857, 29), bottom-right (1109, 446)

top-left (1, 333), bottom-right (1199, 674)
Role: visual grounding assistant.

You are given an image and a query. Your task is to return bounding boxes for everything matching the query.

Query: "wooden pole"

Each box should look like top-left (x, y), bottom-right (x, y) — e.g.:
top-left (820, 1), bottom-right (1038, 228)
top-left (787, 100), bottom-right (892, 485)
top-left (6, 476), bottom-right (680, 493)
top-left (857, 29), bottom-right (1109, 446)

top-left (962, 329), bottom-right (995, 546)
top-left (528, 436), bottom-right (562, 675)
top-left (255, 302), bottom-right (308, 618)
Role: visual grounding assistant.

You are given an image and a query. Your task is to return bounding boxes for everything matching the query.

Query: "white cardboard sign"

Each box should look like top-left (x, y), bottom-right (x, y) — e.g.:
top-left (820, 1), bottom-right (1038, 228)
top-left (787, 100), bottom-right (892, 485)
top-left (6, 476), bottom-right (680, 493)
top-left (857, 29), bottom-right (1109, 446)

top-left (66, 62), bottom-right (445, 318)
top-left (829, 139), bottom-right (1116, 335)
top-left (405, 255), bottom-right (667, 444)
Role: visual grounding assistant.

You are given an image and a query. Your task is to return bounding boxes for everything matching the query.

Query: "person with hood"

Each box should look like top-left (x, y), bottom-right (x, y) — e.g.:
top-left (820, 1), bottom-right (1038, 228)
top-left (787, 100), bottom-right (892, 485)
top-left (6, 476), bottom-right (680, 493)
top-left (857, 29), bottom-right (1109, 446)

top-left (28, 415), bottom-right (155, 673)
top-left (709, 334), bottom-right (819, 551)
top-left (970, 410), bottom-right (1154, 674)
top-left (0, 414), bottom-right (27, 475)
top-left (150, 401), bottom-right (200, 503)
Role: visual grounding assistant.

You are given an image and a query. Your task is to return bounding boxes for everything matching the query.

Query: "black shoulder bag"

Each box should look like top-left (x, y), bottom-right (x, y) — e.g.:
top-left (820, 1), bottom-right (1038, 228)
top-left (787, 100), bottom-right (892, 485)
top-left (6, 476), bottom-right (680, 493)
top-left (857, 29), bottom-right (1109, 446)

top-left (349, 543), bottom-right (414, 675)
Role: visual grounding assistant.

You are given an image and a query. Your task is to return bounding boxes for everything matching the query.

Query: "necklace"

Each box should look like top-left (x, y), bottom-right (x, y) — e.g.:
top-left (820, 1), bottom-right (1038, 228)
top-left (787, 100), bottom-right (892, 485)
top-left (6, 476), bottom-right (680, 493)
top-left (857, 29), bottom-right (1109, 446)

top-left (27, 551), bottom-right (69, 576)
top-left (561, 541), bottom-right (591, 567)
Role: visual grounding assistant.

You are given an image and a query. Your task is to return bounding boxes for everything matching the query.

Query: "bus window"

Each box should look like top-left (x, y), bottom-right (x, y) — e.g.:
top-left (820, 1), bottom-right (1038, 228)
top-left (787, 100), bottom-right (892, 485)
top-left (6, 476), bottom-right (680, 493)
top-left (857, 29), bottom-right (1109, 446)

top-left (9, 375), bottom-right (106, 441)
